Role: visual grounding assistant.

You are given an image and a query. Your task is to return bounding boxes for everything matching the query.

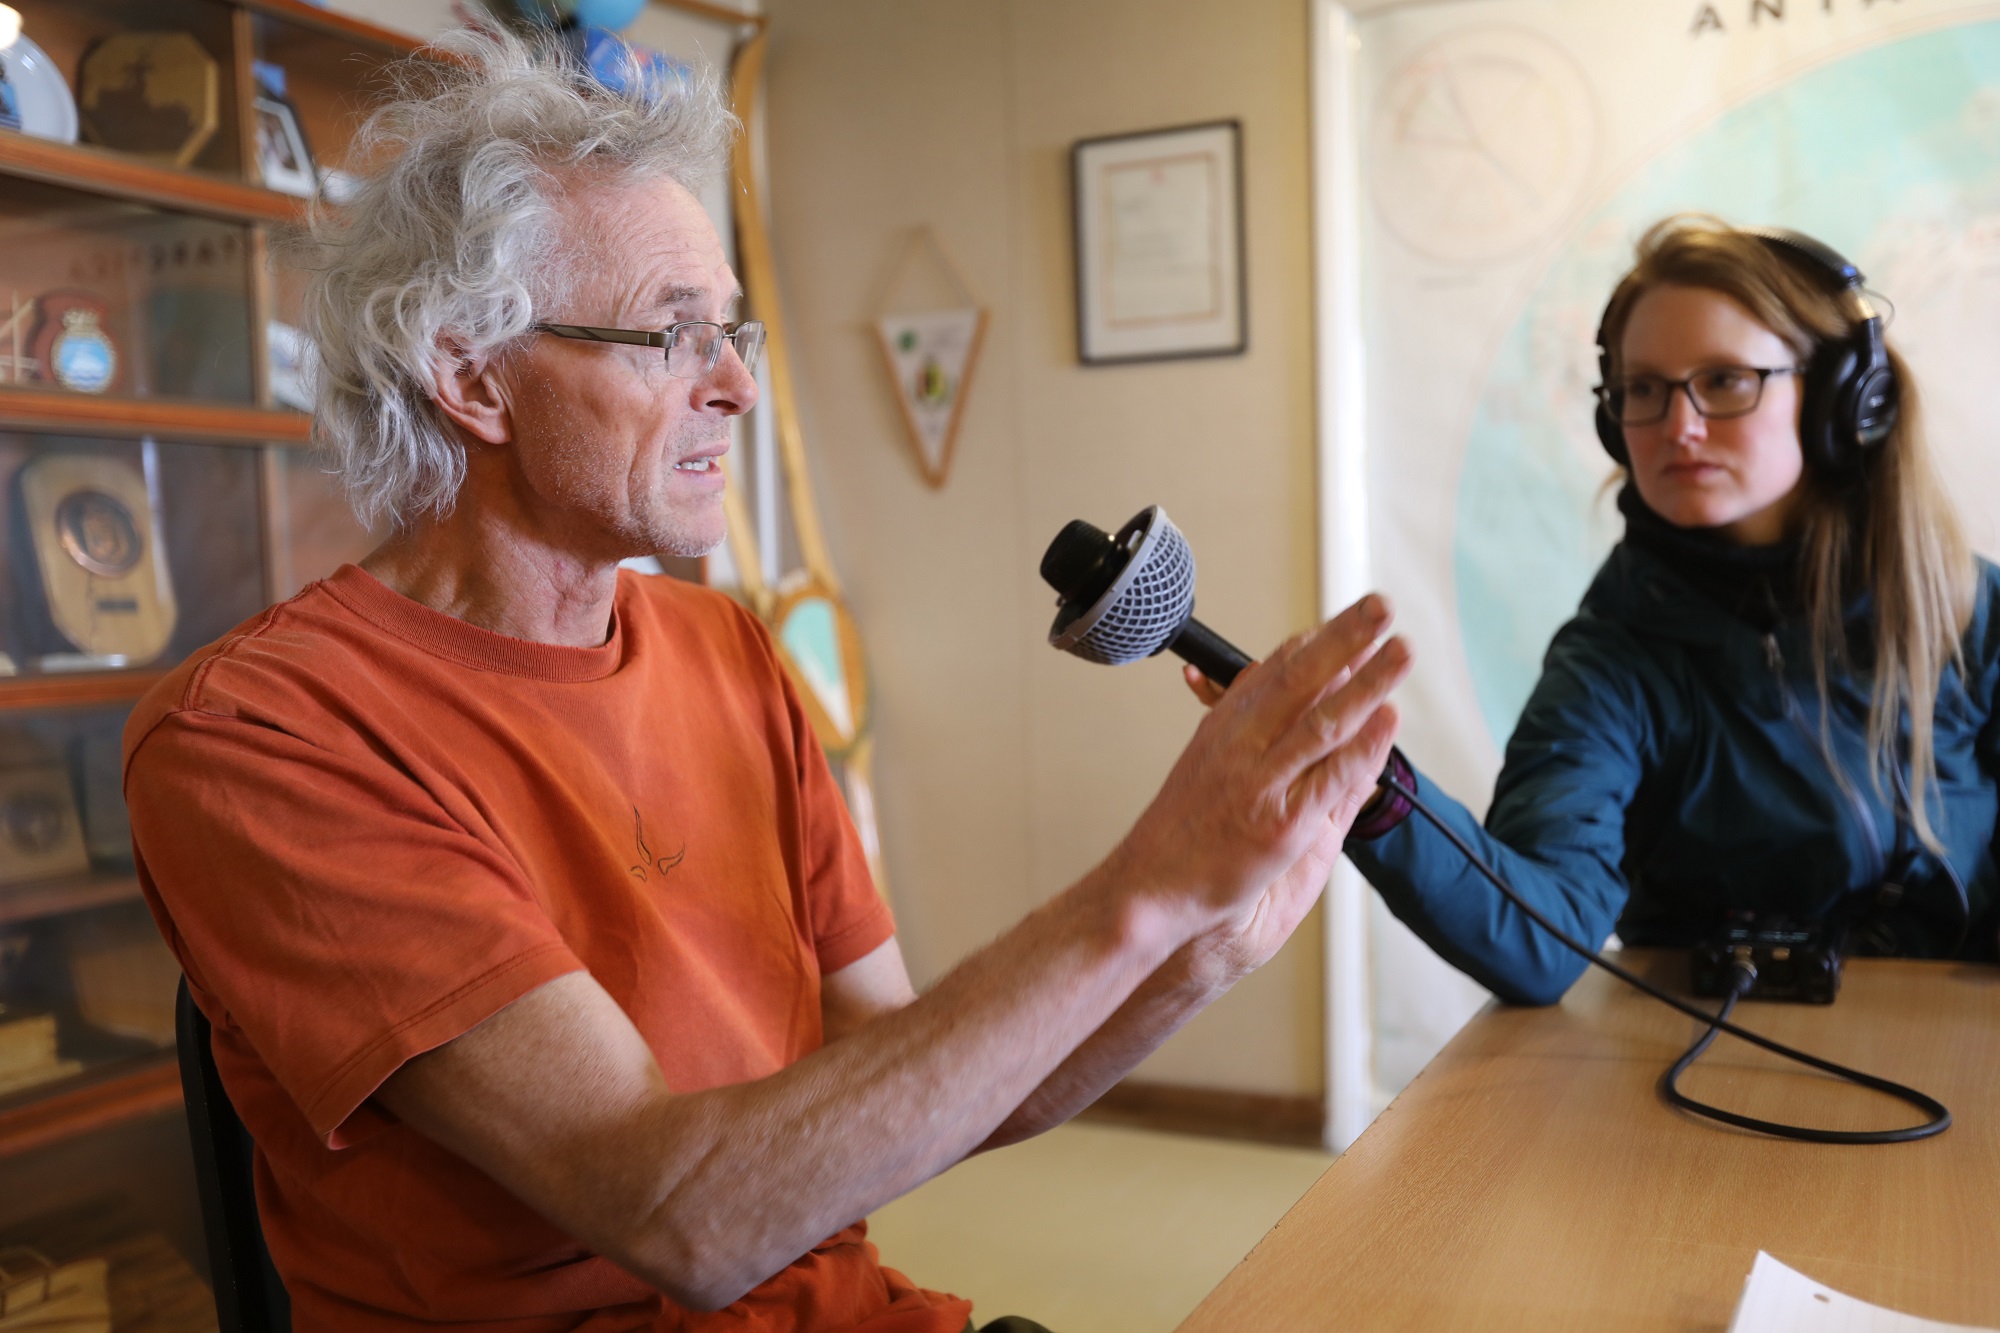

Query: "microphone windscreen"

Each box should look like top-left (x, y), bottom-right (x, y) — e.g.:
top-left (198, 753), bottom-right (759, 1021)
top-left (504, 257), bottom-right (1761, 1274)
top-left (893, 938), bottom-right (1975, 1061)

top-left (1047, 506), bottom-right (1196, 666)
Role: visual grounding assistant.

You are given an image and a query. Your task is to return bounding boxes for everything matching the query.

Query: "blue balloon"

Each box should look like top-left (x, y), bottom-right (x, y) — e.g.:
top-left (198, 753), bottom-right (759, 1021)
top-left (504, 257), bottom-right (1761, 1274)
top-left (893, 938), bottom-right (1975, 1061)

top-left (571, 0), bottom-right (646, 30)
top-left (581, 28), bottom-right (691, 101)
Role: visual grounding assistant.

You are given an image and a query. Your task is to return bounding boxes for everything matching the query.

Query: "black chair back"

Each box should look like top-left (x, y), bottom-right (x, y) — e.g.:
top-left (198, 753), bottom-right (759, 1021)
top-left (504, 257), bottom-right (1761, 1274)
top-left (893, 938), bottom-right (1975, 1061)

top-left (175, 977), bottom-right (292, 1333)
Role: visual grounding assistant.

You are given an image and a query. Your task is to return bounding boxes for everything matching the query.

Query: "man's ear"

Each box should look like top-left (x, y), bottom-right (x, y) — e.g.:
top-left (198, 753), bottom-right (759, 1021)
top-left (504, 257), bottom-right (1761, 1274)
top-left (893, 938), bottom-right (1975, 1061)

top-left (430, 339), bottom-right (512, 446)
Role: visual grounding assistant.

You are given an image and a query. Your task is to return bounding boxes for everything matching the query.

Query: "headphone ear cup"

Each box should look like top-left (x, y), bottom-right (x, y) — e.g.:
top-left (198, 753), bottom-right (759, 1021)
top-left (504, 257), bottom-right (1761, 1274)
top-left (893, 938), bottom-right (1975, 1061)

top-left (1799, 341), bottom-right (1853, 473)
top-left (1592, 330), bottom-right (1627, 466)
top-left (1595, 397), bottom-right (1629, 466)
top-left (1845, 362), bottom-right (1899, 452)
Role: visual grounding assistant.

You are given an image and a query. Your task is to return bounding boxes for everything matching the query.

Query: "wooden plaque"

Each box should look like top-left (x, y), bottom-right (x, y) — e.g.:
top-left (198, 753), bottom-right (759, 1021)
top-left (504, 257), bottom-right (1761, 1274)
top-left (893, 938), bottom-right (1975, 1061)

top-left (78, 32), bottom-right (220, 170)
top-left (18, 454), bottom-right (177, 663)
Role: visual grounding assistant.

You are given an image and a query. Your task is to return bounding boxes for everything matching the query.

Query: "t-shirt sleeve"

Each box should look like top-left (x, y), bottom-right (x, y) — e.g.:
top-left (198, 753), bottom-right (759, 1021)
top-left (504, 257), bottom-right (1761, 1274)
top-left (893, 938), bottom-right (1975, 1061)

top-left (126, 709), bottom-right (583, 1147)
top-left (771, 651), bottom-right (895, 976)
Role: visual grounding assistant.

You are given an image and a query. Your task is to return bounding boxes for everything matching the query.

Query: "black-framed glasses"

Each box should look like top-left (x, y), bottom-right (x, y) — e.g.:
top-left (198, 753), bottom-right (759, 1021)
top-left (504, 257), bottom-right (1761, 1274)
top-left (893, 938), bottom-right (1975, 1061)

top-left (532, 319), bottom-right (766, 379)
top-left (1596, 365), bottom-right (1799, 426)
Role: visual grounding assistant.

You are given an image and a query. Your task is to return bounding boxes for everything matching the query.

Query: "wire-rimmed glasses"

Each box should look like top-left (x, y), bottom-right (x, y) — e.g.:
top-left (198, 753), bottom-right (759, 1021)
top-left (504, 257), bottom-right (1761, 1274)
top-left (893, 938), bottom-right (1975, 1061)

top-left (532, 319), bottom-right (767, 379)
top-left (1597, 365), bottom-right (1799, 426)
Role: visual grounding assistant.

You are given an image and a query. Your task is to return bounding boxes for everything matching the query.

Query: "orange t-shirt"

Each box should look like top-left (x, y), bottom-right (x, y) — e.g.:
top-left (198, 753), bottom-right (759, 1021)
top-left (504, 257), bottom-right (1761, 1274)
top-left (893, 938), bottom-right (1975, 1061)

top-left (124, 565), bottom-right (970, 1333)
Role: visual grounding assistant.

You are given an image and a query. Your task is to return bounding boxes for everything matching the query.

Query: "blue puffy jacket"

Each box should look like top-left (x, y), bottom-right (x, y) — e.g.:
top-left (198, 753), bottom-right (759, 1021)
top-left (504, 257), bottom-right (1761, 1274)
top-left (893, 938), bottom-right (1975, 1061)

top-left (1347, 507), bottom-right (2000, 1006)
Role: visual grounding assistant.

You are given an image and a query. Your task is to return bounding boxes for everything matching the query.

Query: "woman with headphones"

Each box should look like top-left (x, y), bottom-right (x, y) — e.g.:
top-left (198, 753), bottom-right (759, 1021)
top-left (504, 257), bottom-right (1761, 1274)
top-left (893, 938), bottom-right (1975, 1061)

top-left (1203, 215), bottom-right (2000, 1005)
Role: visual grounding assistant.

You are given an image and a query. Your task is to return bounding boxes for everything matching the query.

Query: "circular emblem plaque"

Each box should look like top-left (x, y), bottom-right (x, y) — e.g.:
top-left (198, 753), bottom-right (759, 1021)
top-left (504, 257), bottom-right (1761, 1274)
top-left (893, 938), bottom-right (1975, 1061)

top-left (50, 309), bottom-right (117, 394)
top-left (55, 489), bottom-right (143, 577)
top-left (28, 292), bottom-right (120, 395)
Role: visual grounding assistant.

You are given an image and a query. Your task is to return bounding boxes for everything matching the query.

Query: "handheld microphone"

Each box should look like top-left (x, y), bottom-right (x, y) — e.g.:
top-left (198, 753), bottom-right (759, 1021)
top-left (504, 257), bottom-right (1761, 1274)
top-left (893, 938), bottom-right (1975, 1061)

top-left (1039, 506), bottom-right (1252, 686)
top-left (1036, 507), bottom-right (1950, 1145)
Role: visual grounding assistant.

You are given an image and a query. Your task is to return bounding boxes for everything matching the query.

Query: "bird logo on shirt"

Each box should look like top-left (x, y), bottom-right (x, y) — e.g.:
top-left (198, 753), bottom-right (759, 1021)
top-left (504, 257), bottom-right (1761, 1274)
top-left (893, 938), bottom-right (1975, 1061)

top-left (629, 806), bottom-right (686, 882)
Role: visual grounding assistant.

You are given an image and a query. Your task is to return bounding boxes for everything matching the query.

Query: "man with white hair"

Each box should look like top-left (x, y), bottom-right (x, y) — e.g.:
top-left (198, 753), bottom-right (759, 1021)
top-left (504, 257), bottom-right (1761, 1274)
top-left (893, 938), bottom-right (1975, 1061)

top-left (124, 30), bottom-right (1408, 1333)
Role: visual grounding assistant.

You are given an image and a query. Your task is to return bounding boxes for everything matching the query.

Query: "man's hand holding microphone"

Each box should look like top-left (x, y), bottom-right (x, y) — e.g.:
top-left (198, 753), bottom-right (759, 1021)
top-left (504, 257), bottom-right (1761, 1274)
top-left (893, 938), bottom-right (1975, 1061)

top-left (1039, 506), bottom-right (1406, 989)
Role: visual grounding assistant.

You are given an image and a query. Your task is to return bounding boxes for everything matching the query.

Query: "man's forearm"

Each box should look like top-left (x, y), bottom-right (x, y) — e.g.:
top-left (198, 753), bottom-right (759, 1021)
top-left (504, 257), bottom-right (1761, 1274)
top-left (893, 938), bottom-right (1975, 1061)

top-left (646, 864), bottom-right (1202, 1300)
top-left (973, 942), bottom-right (1227, 1152)
top-left (390, 860), bottom-right (1205, 1311)
top-left (976, 827), bottom-right (1346, 1151)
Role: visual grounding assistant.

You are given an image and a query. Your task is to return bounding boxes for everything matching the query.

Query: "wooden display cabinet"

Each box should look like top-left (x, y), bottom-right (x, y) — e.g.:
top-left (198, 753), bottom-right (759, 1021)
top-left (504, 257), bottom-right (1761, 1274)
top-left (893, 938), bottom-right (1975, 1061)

top-left (0, 2), bottom-right (413, 1325)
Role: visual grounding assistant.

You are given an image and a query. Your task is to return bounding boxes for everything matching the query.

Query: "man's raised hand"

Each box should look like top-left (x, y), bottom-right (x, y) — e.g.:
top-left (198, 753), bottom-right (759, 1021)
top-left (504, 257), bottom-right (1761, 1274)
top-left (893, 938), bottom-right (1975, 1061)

top-left (1111, 594), bottom-right (1409, 942)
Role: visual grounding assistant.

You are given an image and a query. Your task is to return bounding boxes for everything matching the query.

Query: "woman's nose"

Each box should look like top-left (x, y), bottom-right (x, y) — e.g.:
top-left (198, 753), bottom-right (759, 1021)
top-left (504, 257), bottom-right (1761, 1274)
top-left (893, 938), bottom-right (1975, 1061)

top-left (1663, 383), bottom-right (1708, 442)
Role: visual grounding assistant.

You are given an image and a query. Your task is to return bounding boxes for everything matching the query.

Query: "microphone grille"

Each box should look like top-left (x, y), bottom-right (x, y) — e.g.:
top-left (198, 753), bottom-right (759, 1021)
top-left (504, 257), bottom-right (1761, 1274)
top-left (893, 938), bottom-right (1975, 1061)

top-left (1051, 508), bottom-right (1196, 665)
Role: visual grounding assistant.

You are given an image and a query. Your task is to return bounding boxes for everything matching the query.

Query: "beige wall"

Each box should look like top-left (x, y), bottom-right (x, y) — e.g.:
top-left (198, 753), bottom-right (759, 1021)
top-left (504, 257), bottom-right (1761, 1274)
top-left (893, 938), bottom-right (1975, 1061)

top-left (764, 0), bottom-right (1323, 1096)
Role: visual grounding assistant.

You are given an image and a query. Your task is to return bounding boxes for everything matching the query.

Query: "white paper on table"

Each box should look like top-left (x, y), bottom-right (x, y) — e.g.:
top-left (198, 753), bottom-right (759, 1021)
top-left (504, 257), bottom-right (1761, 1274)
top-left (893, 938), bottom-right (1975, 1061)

top-left (1729, 1252), bottom-right (1996, 1333)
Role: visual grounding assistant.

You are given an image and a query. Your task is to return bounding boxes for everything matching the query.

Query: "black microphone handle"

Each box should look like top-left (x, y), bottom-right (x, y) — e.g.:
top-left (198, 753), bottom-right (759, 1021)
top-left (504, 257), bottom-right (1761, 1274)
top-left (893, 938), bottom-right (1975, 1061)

top-left (1168, 617), bottom-right (1253, 687)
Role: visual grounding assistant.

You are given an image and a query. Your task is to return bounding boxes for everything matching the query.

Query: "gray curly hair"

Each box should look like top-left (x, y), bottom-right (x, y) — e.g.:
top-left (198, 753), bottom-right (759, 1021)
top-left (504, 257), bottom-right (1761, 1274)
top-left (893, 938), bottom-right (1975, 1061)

top-left (291, 25), bottom-right (738, 529)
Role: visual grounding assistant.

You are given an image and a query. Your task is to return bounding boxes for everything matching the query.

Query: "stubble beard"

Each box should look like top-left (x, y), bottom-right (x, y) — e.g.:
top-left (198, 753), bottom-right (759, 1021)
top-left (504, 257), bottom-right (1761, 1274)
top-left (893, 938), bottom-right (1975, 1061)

top-left (650, 506), bottom-right (727, 560)
top-left (637, 426), bottom-right (731, 560)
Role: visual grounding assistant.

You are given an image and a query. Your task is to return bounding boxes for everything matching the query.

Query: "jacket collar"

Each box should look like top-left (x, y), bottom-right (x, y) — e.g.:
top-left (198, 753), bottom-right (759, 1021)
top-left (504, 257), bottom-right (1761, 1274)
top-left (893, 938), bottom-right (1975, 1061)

top-left (1582, 542), bottom-right (1747, 648)
top-left (1615, 486), bottom-right (1802, 625)
top-left (1583, 487), bottom-right (1862, 648)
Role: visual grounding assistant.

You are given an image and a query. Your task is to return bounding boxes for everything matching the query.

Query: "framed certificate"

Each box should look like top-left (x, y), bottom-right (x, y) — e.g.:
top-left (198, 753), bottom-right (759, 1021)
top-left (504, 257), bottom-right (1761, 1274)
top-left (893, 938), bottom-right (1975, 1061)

top-left (1072, 120), bottom-right (1246, 366)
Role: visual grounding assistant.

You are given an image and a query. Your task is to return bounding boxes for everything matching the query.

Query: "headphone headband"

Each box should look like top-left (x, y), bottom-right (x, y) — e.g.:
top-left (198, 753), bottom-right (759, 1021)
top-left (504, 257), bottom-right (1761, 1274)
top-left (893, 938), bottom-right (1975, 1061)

top-left (1739, 227), bottom-right (1865, 290)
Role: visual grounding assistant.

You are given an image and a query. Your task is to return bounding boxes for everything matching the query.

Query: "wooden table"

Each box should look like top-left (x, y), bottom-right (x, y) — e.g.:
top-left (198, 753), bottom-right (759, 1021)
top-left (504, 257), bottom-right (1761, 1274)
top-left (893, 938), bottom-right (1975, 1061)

top-left (1179, 952), bottom-right (2000, 1331)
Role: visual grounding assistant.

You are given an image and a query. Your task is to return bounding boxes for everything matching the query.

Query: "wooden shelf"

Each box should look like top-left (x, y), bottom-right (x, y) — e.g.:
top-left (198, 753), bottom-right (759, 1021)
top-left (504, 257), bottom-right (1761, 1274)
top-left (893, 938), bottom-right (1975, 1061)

top-left (0, 389), bottom-right (310, 447)
top-left (0, 871), bottom-right (143, 929)
top-left (0, 670), bottom-right (169, 713)
top-left (0, 131), bottom-right (304, 226)
top-left (0, 1058), bottom-right (181, 1160)
top-left (239, 0), bottom-right (425, 53)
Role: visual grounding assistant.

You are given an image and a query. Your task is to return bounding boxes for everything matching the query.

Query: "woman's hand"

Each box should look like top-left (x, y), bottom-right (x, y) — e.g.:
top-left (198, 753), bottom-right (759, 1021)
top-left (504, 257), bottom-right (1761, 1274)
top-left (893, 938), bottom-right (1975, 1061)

top-left (1182, 663), bottom-right (1230, 708)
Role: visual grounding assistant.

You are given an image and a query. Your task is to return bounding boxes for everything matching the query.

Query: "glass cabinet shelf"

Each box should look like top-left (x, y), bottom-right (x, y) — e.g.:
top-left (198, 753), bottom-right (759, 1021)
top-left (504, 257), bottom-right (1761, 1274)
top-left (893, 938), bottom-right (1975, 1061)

top-left (0, 179), bottom-right (256, 407)
top-left (0, 4), bottom-right (429, 1326)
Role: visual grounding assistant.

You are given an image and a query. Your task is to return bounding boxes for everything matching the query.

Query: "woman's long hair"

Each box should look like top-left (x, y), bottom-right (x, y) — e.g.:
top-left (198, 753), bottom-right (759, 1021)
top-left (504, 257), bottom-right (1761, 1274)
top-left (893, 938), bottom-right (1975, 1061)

top-left (1598, 216), bottom-right (1976, 852)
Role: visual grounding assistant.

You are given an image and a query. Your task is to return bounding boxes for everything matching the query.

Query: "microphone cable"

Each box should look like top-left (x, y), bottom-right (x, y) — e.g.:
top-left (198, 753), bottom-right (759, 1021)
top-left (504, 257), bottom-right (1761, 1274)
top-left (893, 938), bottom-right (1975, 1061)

top-left (1379, 774), bottom-right (1951, 1145)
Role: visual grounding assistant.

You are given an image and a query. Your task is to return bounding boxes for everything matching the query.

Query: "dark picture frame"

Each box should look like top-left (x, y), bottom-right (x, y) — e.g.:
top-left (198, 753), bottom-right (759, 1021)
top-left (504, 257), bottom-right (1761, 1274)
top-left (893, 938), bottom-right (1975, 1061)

top-left (1071, 119), bottom-right (1247, 366)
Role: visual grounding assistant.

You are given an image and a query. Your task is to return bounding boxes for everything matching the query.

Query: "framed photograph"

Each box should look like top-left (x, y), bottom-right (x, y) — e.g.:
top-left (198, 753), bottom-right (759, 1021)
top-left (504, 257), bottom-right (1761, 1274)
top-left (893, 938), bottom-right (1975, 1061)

top-left (1072, 120), bottom-right (1245, 366)
top-left (252, 93), bottom-right (316, 198)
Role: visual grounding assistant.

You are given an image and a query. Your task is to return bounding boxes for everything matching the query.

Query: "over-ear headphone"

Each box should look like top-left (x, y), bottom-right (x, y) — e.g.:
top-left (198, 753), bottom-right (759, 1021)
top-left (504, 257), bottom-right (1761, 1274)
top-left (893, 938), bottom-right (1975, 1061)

top-left (1593, 227), bottom-right (1899, 476)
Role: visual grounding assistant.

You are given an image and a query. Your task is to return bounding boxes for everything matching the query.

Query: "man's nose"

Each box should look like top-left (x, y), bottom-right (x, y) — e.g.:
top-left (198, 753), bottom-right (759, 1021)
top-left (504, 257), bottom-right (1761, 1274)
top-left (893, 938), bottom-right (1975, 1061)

top-left (699, 343), bottom-right (759, 417)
